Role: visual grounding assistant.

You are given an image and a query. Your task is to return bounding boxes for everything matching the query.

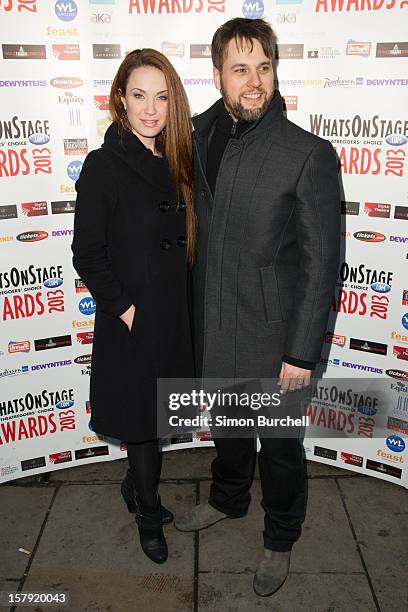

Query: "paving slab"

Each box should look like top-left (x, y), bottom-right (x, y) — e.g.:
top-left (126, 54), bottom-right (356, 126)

top-left (198, 573), bottom-right (376, 611)
top-left (338, 477), bottom-right (408, 610)
top-left (0, 486), bottom-right (55, 580)
top-left (306, 458), bottom-right (351, 478)
top-left (48, 457), bottom-right (127, 483)
top-left (198, 479), bottom-right (362, 574)
top-left (161, 446), bottom-right (216, 480)
top-left (20, 483), bottom-right (195, 611)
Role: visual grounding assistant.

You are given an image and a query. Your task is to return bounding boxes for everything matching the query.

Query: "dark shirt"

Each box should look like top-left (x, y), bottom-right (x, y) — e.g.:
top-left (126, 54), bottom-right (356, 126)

top-left (206, 103), bottom-right (250, 196)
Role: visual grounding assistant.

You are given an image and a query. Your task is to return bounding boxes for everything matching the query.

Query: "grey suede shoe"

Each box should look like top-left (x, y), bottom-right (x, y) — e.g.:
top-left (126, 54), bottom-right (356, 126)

top-left (253, 549), bottom-right (291, 597)
top-left (174, 502), bottom-right (228, 532)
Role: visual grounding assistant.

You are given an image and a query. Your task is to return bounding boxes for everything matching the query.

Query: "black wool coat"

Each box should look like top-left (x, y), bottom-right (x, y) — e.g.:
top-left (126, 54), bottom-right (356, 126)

top-left (72, 123), bottom-right (194, 443)
top-left (192, 91), bottom-right (341, 379)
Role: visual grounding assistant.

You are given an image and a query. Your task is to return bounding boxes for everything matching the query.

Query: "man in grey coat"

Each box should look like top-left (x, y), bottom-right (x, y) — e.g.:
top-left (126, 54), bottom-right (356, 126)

top-left (175, 18), bottom-right (341, 596)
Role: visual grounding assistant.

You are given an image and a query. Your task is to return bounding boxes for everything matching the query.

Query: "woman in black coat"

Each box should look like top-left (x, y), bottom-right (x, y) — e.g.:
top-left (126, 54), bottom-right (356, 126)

top-left (71, 49), bottom-right (195, 564)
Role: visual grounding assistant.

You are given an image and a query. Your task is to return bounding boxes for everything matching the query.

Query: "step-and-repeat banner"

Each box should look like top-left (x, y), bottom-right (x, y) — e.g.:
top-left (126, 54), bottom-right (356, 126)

top-left (0, 0), bottom-right (407, 486)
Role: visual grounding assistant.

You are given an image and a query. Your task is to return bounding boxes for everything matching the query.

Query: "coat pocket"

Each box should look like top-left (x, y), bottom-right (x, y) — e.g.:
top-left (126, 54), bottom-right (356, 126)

top-left (259, 265), bottom-right (283, 323)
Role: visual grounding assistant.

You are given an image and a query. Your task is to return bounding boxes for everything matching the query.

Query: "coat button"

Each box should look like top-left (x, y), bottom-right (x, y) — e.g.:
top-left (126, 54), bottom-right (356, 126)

top-left (177, 236), bottom-right (187, 248)
top-left (159, 201), bottom-right (170, 212)
top-left (201, 190), bottom-right (207, 199)
top-left (160, 239), bottom-right (172, 250)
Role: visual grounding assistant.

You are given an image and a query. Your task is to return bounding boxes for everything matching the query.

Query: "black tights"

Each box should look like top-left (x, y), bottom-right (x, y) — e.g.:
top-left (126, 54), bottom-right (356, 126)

top-left (126, 439), bottom-right (162, 508)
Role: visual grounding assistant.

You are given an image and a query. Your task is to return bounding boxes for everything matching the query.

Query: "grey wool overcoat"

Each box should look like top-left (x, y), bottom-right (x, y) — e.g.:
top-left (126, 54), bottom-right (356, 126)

top-left (192, 91), bottom-right (341, 379)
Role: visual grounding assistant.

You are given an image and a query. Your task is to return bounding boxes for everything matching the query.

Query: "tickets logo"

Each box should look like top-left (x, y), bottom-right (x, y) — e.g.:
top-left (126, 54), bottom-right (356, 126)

top-left (353, 231), bottom-right (386, 243)
top-left (16, 230), bottom-right (48, 242)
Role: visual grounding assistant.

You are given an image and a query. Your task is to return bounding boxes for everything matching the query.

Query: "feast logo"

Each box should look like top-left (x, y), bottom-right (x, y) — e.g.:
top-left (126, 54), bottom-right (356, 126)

top-left (128, 0), bottom-right (225, 13)
top-left (315, 0), bottom-right (404, 11)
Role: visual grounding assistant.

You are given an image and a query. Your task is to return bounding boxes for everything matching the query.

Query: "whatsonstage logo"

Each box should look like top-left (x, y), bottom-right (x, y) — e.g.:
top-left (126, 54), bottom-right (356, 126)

top-left (332, 261), bottom-right (392, 321)
top-left (315, 0), bottom-right (406, 11)
top-left (128, 0), bottom-right (226, 13)
top-left (0, 264), bottom-right (65, 321)
top-left (310, 113), bottom-right (408, 177)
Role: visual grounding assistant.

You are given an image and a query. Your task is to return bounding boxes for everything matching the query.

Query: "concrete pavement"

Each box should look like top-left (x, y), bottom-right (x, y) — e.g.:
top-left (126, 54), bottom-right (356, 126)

top-left (1, 447), bottom-right (407, 611)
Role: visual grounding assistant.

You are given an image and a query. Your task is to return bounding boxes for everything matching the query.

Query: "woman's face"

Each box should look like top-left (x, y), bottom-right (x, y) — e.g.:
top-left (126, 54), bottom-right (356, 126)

top-left (120, 65), bottom-right (168, 149)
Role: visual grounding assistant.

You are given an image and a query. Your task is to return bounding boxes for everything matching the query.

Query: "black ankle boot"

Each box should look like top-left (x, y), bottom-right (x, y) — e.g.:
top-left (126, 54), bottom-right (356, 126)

top-left (121, 470), bottom-right (174, 524)
top-left (134, 496), bottom-right (168, 564)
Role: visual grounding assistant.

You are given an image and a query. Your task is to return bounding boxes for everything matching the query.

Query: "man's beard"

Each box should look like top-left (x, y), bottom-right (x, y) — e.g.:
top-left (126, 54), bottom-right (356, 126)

top-left (221, 84), bottom-right (274, 122)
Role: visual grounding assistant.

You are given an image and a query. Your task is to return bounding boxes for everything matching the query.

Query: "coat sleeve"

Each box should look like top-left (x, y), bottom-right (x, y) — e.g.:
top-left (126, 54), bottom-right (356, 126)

top-left (282, 139), bottom-right (341, 366)
top-left (71, 151), bottom-right (133, 317)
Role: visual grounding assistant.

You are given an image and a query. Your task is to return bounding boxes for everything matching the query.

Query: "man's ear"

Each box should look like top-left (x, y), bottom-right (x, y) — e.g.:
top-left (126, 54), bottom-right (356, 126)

top-left (213, 66), bottom-right (221, 91)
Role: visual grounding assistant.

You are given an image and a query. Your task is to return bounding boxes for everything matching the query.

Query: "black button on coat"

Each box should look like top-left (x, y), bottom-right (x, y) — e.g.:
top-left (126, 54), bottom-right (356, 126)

top-left (72, 122), bottom-right (194, 443)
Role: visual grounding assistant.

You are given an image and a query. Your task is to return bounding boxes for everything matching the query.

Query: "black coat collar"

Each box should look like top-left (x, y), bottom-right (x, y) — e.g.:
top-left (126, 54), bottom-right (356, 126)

top-left (102, 122), bottom-right (174, 192)
top-left (193, 89), bottom-right (284, 141)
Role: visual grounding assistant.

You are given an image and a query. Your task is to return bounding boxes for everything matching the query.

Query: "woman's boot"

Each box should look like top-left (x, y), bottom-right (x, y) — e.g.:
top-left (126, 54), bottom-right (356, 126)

top-left (121, 470), bottom-right (174, 524)
top-left (134, 494), bottom-right (168, 564)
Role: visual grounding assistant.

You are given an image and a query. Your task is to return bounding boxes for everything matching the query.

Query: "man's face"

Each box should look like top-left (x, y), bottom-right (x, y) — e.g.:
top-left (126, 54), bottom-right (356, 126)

top-left (214, 37), bottom-right (274, 122)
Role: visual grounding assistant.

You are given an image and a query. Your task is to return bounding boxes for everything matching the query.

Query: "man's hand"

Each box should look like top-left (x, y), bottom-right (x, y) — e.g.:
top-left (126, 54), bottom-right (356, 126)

top-left (278, 362), bottom-right (311, 395)
top-left (120, 304), bottom-right (135, 332)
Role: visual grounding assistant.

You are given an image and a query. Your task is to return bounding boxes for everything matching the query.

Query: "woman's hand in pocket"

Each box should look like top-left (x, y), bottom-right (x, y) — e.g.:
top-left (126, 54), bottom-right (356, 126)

top-left (120, 304), bottom-right (136, 332)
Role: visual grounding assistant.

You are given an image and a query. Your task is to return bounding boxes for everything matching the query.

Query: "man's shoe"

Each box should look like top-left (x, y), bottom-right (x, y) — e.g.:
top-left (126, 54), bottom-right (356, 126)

top-left (253, 549), bottom-right (291, 597)
top-left (121, 470), bottom-right (174, 524)
top-left (174, 502), bottom-right (228, 532)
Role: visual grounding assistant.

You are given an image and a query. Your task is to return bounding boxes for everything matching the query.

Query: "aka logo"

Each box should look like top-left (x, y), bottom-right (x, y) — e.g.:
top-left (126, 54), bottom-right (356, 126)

top-left (242, 1), bottom-right (264, 19)
top-left (78, 297), bottom-right (96, 316)
top-left (403, 313), bottom-right (408, 331)
top-left (277, 12), bottom-right (297, 23)
top-left (67, 160), bottom-right (82, 181)
top-left (91, 12), bottom-right (112, 23)
top-left (55, 1), bottom-right (78, 22)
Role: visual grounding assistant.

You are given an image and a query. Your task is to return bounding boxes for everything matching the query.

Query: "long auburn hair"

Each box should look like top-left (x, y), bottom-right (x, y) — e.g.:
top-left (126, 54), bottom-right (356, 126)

top-left (109, 49), bottom-right (196, 265)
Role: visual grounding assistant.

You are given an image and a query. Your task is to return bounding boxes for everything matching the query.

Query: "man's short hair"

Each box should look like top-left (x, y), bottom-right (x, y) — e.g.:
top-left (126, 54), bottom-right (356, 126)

top-left (211, 18), bottom-right (276, 71)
